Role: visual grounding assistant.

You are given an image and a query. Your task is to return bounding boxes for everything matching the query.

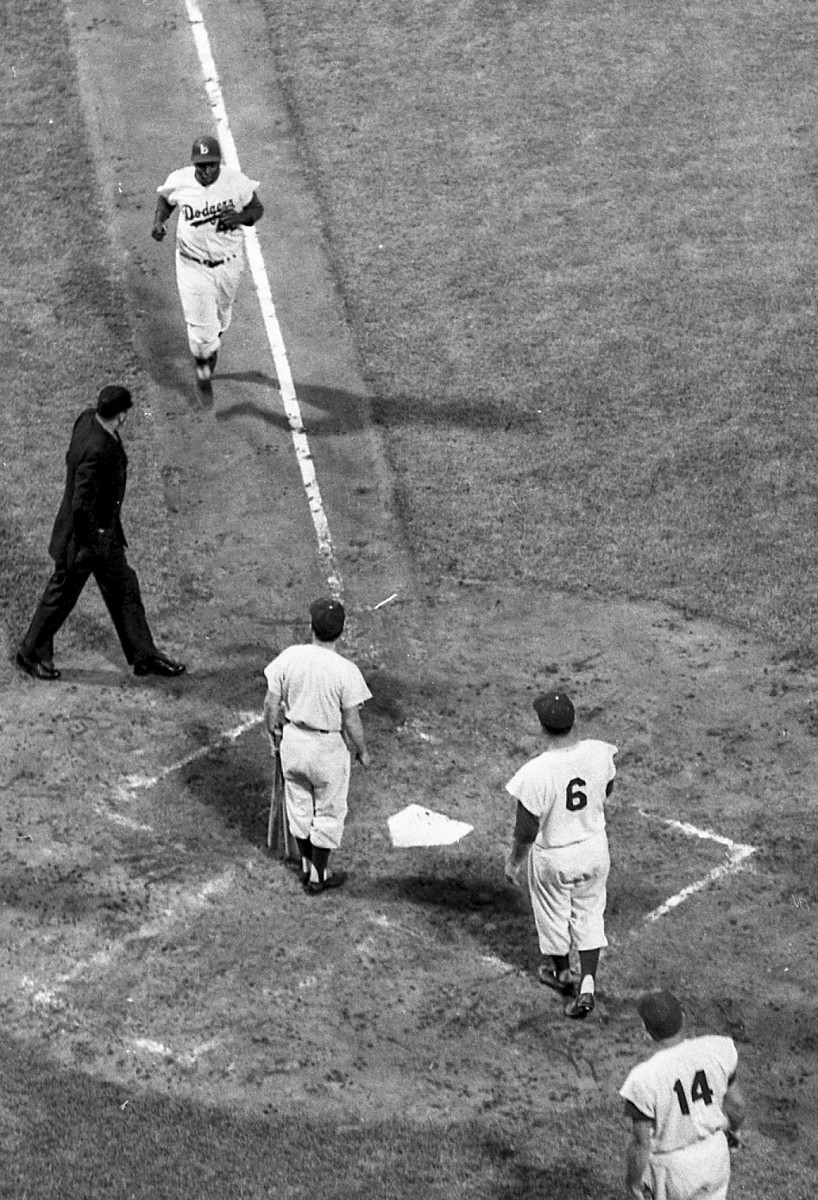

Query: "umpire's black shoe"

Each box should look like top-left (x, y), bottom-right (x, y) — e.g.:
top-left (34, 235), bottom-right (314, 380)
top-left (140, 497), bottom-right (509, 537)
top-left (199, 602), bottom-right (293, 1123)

top-left (16, 648), bottom-right (61, 680)
top-left (134, 653), bottom-right (186, 678)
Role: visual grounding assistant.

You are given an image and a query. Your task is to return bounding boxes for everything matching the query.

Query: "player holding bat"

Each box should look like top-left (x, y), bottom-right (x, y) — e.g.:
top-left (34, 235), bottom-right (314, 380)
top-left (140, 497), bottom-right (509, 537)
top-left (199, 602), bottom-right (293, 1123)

top-left (262, 599), bottom-right (371, 894)
top-left (266, 722), bottom-right (299, 866)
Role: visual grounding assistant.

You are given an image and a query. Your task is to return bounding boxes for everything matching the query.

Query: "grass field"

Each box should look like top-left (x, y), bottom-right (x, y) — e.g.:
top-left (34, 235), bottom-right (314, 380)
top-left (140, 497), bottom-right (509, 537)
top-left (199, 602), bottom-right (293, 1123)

top-left (259, 0), bottom-right (818, 653)
top-left (1, 0), bottom-right (817, 1197)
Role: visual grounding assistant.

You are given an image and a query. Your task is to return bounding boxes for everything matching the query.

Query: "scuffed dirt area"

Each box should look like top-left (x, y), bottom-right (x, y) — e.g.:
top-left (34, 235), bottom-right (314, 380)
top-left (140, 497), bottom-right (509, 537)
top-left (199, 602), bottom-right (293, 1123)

top-left (2, 588), bottom-right (817, 1180)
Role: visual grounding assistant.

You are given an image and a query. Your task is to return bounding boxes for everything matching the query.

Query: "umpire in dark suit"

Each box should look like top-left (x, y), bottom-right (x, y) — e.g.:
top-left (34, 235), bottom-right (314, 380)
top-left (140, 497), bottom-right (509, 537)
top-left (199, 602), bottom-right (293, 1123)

top-left (16, 385), bottom-right (185, 680)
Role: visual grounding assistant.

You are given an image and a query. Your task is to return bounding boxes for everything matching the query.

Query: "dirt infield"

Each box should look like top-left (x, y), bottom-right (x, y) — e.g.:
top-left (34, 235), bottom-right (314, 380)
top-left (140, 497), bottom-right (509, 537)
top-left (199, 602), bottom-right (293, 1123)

top-left (4, 585), bottom-right (817, 1165)
top-left (1, 0), bottom-right (816, 1195)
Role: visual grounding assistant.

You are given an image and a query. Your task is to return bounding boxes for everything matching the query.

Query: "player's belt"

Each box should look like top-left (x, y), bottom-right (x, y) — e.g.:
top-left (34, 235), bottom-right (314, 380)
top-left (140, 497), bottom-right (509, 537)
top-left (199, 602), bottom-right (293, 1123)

top-left (179, 248), bottom-right (237, 268)
top-left (287, 720), bottom-right (335, 734)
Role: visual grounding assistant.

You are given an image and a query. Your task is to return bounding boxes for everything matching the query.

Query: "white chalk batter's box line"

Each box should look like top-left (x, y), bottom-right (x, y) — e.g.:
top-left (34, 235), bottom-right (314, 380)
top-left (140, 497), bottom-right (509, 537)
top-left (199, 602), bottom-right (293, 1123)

top-left (113, 714), bottom-right (759, 929)
top-left (24, 729), bottom-right (757, 1069)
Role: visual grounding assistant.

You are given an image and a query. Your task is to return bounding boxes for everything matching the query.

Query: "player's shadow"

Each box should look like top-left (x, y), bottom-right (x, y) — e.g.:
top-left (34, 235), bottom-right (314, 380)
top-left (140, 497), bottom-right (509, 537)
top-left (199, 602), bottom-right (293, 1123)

top-left (213, 398), bottom-right (288, 428)
top-left (213, 381), bottom-right (371, 434)
top-left (176, 738), bottom-right (272, 847)
top-left (213, 380), bottom-right (544, 438)
top-left (365, 871), bottom-right (536, 969)
top-left (214, 368), bottom-right (279, 388)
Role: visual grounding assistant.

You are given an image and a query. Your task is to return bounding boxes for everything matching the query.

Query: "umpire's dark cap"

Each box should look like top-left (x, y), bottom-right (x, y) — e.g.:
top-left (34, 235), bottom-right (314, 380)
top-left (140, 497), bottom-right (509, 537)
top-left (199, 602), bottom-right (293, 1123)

top-left (534, 690), bottom-right (575, 733)
top-left (310, 598), bottom-right (345, 641)
top-left (636, 990), bottom-right (684, 1040)
top-left (96, 385), bottom-right (133, 419)
top-left (192, 135), bottom-right (221, 163)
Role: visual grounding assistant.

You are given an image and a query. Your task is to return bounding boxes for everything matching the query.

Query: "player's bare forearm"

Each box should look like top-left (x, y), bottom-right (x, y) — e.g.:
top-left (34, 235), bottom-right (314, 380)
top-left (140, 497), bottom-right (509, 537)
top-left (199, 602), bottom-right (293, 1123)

top-left (241, 192), bottom-right (264, 225)
top-left (624, 1122), bottom-right (651, 1198)
top-left (504, 837), bottom-right (531, 886)
top-left (342, 706), bottom-right (370, 766)
top-left (263, 691), bottom-right (284, 742)
top-left (723, 1080), bottom-right (746, 1144)
top-left (151, 197), bottom-right (175, 241)
top-left (504, 800), bottom-right (537, 885)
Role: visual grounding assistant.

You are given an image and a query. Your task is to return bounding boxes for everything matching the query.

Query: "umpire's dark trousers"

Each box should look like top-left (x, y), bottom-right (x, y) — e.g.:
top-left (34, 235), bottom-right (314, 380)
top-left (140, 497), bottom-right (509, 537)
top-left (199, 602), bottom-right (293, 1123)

top-left (21, 537), bottom-right (158, 665)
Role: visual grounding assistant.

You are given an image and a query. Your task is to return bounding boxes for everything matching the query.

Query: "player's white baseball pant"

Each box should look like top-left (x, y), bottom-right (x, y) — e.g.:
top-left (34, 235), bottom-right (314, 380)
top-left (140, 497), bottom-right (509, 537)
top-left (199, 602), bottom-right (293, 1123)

top-left (527, 831), bottom-right (610, 956)
top-left (647, 1132), bottom-right (730, 1200)
top-left (279, 725), bottom-right (350, 850)
top-left (175, 249), bottom-right (245, 359)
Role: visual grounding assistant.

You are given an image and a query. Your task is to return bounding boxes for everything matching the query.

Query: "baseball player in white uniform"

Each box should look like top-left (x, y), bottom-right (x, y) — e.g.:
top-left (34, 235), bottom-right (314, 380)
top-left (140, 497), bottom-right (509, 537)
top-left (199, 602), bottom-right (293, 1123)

top-left (620, 990), bottom-right (746, 1200)
top-left (504, 690), bottom-right (617, 1018)
top-left (263, 599), bottom-right (371, 894)
top-left (152, 135), bottom-right (263, 388)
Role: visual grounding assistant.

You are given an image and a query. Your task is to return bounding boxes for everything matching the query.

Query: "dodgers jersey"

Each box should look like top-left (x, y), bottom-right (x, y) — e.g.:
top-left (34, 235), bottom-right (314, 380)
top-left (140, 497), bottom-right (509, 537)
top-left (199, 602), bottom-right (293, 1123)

top-left (505, 739), bottom-right (616, 849)
top-left (264, 645), bottom-right (372, 733)
top-left (620, 1036), bottom-right (738, 1155)
top-left (156, 166), bottom-right (259, 261)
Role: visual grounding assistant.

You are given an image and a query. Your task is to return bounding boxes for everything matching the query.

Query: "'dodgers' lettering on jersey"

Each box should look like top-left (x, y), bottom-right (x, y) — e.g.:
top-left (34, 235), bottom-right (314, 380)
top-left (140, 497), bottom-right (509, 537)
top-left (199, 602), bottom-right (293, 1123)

top-left (181, 199), bottom-right (236, 224)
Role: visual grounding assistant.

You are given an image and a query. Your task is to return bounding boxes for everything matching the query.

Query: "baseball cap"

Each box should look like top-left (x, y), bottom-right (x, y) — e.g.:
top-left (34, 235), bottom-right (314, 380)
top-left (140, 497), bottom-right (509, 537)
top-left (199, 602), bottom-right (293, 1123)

top-left (533, 690), bottom-right (575, 733)
top-left (636, 991), bottom-right (684, 1040)
top-left (191, 135), bottom-right (221, 164)
top-left (96, 385), bottom-right (133, 419)
top-left (310, 598), bottom-right (345, 641)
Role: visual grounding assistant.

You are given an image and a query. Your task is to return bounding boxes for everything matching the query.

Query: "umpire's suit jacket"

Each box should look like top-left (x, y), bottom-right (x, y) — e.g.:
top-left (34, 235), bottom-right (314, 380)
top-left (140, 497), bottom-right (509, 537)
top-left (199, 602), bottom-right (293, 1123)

top-left (48, 408), bottom-right (128, 564)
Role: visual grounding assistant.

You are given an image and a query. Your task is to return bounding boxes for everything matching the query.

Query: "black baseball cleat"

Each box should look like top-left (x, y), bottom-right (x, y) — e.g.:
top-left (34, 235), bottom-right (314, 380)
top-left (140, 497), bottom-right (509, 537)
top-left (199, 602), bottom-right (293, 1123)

top-left (16, 648), bottom-right (61, 680)
top-left (134, 653), bottom-right (186, 678)
top-left (565, 992), bottom-right (595, 1019)
top-left (194, 358), bottom-right (212, 389)
top-left (305, 870), bottom-right (348, 895)
top-left (538, 963), bottom-right (577, 995)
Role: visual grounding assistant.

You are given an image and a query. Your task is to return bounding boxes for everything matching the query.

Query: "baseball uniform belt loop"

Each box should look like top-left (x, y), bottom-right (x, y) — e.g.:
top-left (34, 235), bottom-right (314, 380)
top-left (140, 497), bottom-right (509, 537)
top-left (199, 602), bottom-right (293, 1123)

top-left (178, 249), bottom-right (236, 268)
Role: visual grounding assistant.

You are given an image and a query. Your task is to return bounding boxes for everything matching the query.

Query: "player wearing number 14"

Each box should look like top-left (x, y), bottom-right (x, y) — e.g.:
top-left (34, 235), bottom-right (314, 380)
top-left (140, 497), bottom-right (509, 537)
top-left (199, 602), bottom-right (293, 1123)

top-left (620, 990), bottom-right (746, 1200)
top-left (504, 690), bottom-right (617, 1018)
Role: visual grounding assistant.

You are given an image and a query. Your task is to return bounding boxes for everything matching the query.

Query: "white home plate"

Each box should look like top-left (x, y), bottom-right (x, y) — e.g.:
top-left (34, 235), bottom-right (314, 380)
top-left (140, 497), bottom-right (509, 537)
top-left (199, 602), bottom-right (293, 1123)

top-left (388, 804), bottom-right (474, 848)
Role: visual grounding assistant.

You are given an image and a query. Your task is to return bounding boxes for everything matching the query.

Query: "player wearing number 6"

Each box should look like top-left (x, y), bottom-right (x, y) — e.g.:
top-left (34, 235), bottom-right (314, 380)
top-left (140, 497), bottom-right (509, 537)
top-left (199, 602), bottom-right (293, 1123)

top-left (504, 690), bottom-right (617, 1018)
top-left (620, 990), bottom-right (746, 1199)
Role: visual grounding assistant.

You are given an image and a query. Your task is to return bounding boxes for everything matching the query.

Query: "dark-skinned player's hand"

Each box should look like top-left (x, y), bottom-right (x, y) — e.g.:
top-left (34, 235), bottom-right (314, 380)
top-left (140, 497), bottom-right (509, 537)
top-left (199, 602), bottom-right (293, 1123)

top-left (215, 211), bottom-right (243, 232)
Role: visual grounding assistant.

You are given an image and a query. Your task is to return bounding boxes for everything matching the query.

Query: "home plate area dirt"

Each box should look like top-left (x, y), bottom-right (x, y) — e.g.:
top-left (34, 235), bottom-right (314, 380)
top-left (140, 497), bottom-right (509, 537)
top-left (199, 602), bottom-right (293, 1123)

top-left (1, 584), bottom-right (816, 1147)
top-left (0, 590), bottom-right (810, 1171)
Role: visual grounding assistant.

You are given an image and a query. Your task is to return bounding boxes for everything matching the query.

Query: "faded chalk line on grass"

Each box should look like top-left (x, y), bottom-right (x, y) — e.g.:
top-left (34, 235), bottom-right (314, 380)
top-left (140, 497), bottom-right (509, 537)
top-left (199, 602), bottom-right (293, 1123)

top-left (119, 711), bottom-right (263, 796)
top-left (183, 0), bottom-right (342, 600)
top-left (636, 809), bottom-right (758, 926)
top-left (21, 868), bottom-right (238, 1012)
top-left (129, 1036), bottom-right (222, 1065)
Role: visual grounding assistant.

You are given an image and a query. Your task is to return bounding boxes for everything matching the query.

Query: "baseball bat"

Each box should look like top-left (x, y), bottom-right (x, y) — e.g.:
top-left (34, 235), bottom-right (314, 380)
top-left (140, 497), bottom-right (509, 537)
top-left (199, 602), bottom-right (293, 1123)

top-left (267, 747), bottom-right (299, 863)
